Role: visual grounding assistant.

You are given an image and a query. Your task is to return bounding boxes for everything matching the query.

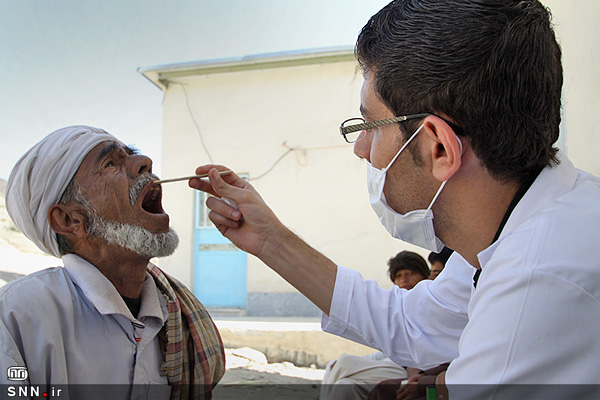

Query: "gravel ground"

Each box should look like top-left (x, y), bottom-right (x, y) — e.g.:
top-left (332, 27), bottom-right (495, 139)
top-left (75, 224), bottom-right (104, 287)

top-left (222, 347), bottom-right (325, 384)
top-left (216, 348), bottom-right (325, 399)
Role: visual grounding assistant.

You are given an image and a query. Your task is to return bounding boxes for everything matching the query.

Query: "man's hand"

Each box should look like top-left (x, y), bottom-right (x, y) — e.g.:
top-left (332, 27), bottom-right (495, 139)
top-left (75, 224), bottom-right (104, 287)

top-left (188, 165), bottom-right (283, 259)
top-left (189, 164), bottom-right (337, 314)
top-left (396, 373), bottom-right (423, 400)
top-left (395, 369), bottom-right (447, 400)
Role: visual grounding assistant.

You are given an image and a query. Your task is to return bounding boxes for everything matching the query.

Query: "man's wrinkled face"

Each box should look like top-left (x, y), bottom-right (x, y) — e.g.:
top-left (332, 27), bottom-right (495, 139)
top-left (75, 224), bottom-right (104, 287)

top-left (73, 141), bottom-right (170, 233)
top-left (69, 141), bottom-right (178, 258)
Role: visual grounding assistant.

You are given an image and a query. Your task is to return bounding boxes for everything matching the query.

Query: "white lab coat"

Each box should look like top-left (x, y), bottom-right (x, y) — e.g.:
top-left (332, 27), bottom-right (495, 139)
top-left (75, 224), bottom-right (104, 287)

top-left (323, 151), bottom-right (600, 399)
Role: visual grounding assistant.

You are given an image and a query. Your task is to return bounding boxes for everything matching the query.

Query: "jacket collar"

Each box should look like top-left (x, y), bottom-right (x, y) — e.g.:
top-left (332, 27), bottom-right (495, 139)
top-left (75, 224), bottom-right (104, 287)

top-left (62, 253), bottom-right (166, 323)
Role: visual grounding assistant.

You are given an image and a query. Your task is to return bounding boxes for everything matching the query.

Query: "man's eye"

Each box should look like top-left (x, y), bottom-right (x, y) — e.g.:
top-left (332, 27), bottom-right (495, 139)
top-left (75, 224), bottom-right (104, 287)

top-left (104, 161), bottom-right (115, 168)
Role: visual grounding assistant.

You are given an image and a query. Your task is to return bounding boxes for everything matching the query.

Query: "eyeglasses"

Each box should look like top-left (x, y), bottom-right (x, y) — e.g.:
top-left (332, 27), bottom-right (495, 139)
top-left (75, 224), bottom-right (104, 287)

top-left (339, 113), bottom-right (431, 143)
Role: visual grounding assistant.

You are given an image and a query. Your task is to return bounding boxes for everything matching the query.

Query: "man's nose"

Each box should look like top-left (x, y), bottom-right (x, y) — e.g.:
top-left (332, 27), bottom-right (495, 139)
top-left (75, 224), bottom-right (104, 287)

top-left (353, 131), bottom-right (372, 161)
top-left (128, 154), bottom-right (153, 177)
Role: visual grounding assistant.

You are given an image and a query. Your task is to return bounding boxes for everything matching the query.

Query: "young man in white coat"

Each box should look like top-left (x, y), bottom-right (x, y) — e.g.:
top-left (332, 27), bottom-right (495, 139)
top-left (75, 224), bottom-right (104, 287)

top-left (189, 1), bottom-right (600, 398)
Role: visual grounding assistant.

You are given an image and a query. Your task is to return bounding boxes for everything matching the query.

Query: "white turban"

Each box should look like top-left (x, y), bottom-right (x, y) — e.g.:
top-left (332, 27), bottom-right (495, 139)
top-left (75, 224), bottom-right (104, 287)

top-left (5, 126), bottom-right (124, 258)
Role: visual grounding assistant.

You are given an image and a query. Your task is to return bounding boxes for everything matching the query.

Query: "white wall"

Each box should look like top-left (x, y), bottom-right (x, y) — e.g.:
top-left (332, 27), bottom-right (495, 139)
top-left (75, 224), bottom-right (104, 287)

top-left (543, 0), bottom-right (600, 175)
top-left (157, 1), bottom-right (600, 293)
top-left (159, 60), bottom-right (427, 292)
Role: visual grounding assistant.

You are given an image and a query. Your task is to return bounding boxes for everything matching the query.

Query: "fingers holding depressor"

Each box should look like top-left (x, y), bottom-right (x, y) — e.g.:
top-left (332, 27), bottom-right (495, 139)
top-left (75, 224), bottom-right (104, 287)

top-left (188, 164), bottom-right (235, 195)
top-left (206, 196), bottom-right (242, 222)
top-left (209, 210), bottom-right (241, 229)
top-left (197, 165), bottom-right (247, 188)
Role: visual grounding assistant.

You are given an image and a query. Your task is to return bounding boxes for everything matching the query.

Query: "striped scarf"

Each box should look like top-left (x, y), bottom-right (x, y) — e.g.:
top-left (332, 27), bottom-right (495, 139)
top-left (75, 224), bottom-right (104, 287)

top-left (149, 264), bottom-right (225, 399)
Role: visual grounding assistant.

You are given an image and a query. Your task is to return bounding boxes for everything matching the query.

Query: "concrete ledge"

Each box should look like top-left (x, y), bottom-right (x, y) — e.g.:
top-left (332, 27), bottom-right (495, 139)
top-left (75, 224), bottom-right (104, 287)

top-left (214, 317), bottom-right (376, 369)
top-left (246, 292), bottom-right (321, 317)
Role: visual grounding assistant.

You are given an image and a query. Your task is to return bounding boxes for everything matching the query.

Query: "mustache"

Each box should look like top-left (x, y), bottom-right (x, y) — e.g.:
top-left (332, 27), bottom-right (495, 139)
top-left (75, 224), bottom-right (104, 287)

top-left (129, 172), bottom-right (159, 206)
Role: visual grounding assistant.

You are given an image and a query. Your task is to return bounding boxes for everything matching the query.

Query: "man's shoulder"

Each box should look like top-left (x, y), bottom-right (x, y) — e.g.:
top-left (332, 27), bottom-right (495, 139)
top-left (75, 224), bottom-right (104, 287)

top-left (486, 173), bottom-right (600, 299)
top-left (532, 166), bottom-right (600, 238)
top-left (556, 165), bottom-right (600, 203)
top-left (0, 267), bottom-right (72, 305)
top-left (506, 159), bottom-right (600, 248)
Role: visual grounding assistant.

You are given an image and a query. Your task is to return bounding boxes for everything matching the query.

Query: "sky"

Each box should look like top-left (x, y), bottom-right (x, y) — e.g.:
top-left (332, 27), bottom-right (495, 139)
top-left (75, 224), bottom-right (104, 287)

top-left (0, 0), bottom-right (390, 181)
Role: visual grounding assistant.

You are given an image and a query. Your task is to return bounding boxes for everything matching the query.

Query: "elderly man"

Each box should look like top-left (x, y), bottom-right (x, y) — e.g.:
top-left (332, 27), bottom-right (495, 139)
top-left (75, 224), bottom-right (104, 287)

top-left (189, 1), bottom-right (600, 399)
top-left (1, 126), bottom-right (224, 399)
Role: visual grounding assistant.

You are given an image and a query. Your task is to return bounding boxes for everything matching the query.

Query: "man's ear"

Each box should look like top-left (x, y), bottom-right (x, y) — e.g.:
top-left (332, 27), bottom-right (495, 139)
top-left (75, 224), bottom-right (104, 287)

top-left (48, 204), bottom-right (89, 239)
top-left (422, 116), bottom-right (463, 181)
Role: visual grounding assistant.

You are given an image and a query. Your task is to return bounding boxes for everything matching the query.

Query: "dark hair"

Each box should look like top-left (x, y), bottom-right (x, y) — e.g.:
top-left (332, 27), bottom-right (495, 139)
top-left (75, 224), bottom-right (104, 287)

top-left (388, 251), bottom-right (430, 282)
top-left (428, 247), bottom-right (454, 266)
top-left (356, 0), bottom-right (562, 184)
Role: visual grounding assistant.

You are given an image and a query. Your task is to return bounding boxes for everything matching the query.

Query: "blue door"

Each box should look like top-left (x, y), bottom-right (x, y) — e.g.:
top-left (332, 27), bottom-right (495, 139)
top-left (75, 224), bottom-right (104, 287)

top-left (193, 190), bottom-right (247, 309)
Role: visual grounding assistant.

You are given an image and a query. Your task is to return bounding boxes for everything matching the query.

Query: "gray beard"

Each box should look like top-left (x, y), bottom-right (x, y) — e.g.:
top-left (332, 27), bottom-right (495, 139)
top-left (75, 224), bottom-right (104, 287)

top-left (70, 172), bottom-right (179, 259)
top-left (88, 214), bottom-right (179, 259)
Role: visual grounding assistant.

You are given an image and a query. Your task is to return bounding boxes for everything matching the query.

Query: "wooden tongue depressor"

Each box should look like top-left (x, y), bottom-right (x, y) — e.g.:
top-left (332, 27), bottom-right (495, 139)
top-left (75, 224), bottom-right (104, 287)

top-left (153, 170), bottom-right (233, 184)
top-left (153, 170), bottom-right (240, 211)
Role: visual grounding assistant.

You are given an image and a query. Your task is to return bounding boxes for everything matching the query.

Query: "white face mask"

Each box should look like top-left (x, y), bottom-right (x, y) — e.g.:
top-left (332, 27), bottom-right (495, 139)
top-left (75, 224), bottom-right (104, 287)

top-left (366, 124), bottom-right (448, 252)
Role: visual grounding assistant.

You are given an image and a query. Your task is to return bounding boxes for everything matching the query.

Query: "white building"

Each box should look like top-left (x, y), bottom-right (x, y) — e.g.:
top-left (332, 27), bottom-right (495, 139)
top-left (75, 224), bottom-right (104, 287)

top-left (139, 2), bottom-right (599, 315)
top-left (139, 47), bottom-right (427, 316)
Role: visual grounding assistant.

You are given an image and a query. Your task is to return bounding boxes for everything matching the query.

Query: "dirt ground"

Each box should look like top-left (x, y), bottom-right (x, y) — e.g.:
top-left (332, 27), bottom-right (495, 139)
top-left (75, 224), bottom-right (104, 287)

top-left (222, 347), bottom-right (325, 384)
top-left (215, 348), bottom-right (325, 399)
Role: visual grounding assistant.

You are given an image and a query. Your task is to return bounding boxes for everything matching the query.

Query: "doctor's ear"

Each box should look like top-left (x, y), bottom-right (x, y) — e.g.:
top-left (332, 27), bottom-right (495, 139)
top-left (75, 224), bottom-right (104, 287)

top-left (48, 204), bottom-right (90, 239)
top-left (422, 116), bottom-right (463, 181)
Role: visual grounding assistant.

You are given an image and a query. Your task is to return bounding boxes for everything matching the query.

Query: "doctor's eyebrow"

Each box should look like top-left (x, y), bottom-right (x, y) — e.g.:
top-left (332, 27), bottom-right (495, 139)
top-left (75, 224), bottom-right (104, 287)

top-left (359, 105), bottom-right (374, 120)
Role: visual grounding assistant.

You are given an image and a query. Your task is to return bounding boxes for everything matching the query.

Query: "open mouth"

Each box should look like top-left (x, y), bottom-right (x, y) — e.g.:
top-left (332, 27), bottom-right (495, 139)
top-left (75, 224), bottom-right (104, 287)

top-left (140, 184), bottom-right (165, 214)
